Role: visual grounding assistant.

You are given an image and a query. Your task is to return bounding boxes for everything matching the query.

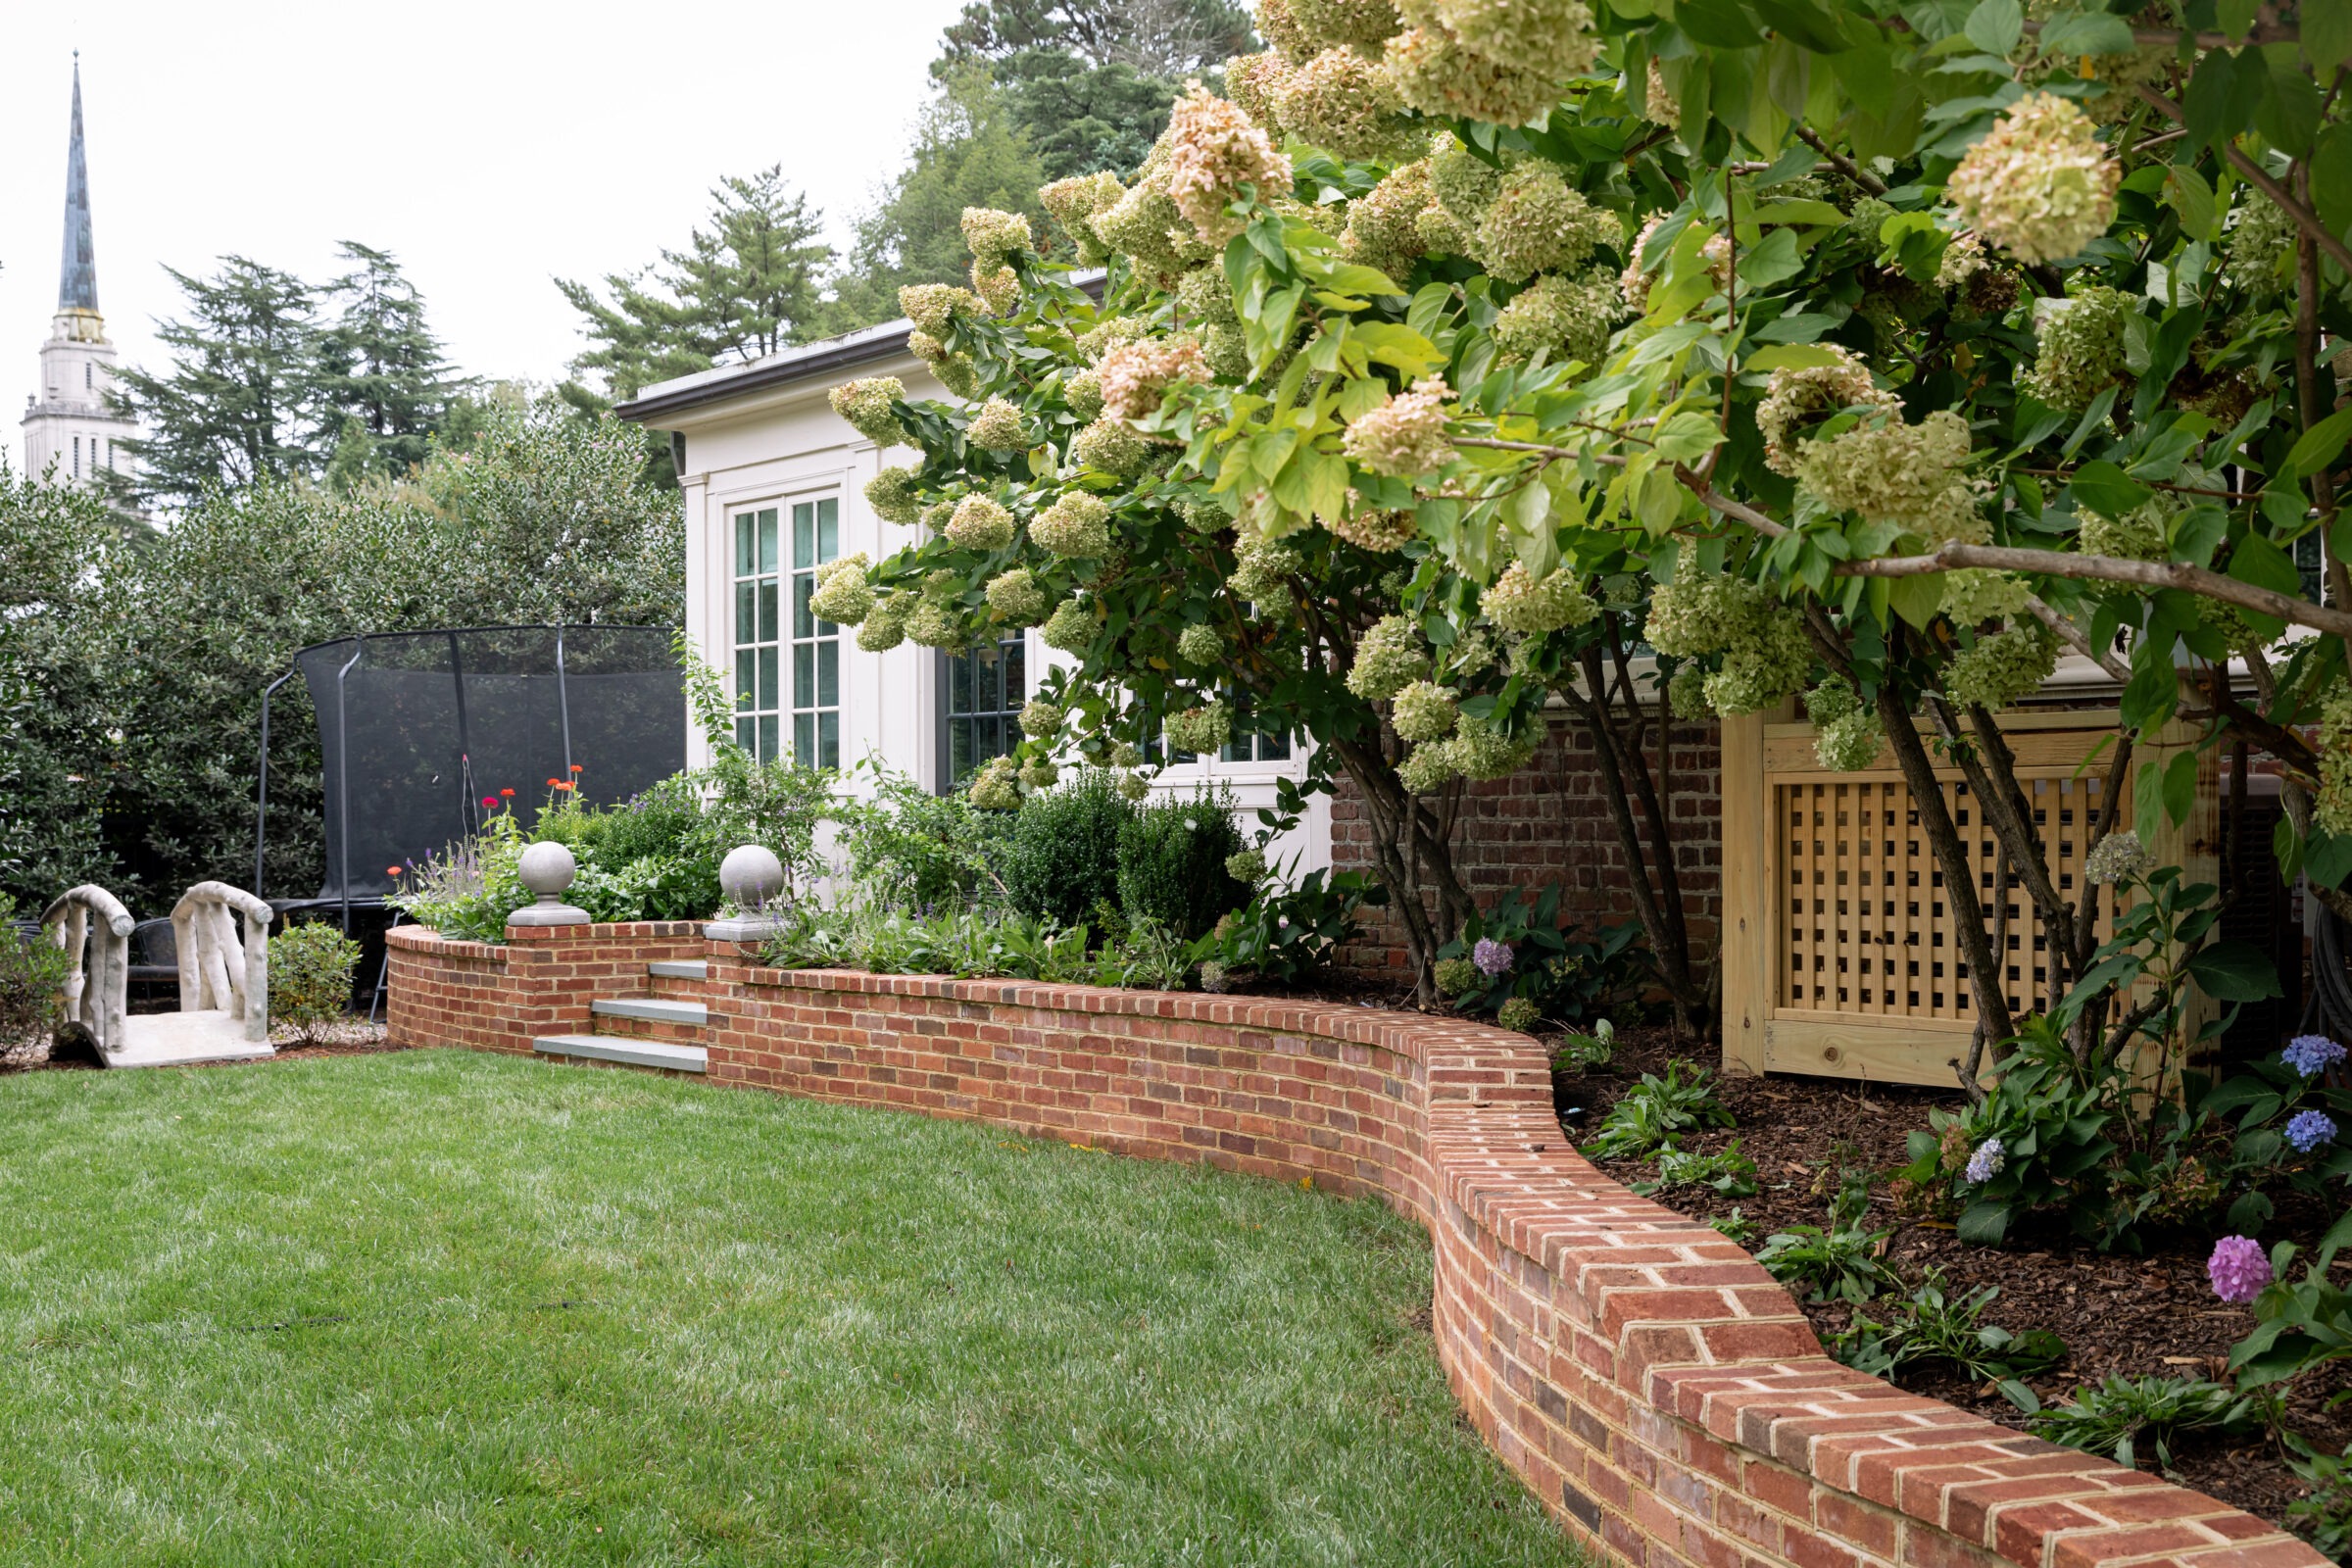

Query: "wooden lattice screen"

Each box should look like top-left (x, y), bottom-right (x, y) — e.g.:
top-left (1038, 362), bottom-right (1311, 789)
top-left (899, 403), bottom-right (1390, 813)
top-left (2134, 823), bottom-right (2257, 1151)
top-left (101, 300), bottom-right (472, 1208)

top-left (1723, 710), bottom-right (2213, 1088)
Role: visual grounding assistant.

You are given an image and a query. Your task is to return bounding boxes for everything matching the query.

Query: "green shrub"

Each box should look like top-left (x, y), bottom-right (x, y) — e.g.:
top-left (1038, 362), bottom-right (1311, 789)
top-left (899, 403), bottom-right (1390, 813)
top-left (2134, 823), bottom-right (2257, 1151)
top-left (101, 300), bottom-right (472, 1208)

top-left (270, 920), bottom-right (362, 1044)
top-left (837, 764), bottom-right (1006, 909)
top-left (0, 893), bottom-right (70, 1063)
top-left (1003, 770), bottom-right (1133, 929)
top-left (1115, 787), bottom-right (1248, 942)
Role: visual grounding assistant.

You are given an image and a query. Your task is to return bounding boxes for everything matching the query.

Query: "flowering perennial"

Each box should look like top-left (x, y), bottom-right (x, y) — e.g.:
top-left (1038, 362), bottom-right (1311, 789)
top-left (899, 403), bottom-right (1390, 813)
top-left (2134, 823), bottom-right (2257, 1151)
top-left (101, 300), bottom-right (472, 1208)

top-left (1390, 679), bottom-right (1460, 742)
top-left (966, 396), bottom-right (1027, 451)
top-left (1038, 172), bottom-right (1124, 265)
top-left (2284, 1035), bottom-right (2348, 1079)
top-left (863, 466), bottom-right (921, 524)
top-left (828, 377), bottom-right (906, 446)
top-left (945, 496), bottom-right (1016, 552)
top-left (1098, 336), bottom-right (1209, 422)
top-left (1792, 410), bottom-right (1984, 545)
top-left (1946, 92), bottom-right (2120, 267)
top-left (1754, 347), bottom-right (1897, 476)
top-left (1804, 679), bottom-right (1884, 773)
top-left (807, 555), bottom-right (874, 626)
top-left (1176, 622), bottom-right (1223, 665)
top-left (1163, 702), bottom-right (1233, 756)
top-left (2021, 287), bottom-right (2133, 413)
top-left (1347, 613), bottom-right (1428, 700)
top-left (2207, 1235), bottom-right (2273, 1304)
top-left (1342, 377), bottom-right (1455, 476)
top-left (1964, 1137), bottom-right (2005, 1184)
top-left (1162, 84), bottom-right (1291, 247)
top-left (1225, 848), bottom-right (1267, 884)
top-left (1030, 492), bottom-right (1114, 559)
top-left (1472, 937), bottom-right (1514, 976)
top-left (1274, 48), bottom-right (1419, 163)
top-left (1943, 623), bottom-right (2059, 713)
top-left (2287, 1109), bottom-right (2338, 1153)
top-left (984, 567), bottom-right (1052, 626)
top-left (1472, 165), bottom-right (1618, 283)
top-left (1481, 560), bottom-right (1598, 633)
top-left (899, 283), bottom-right (982, 336)
top-left (2083, 829), bottom-right (2150, 887)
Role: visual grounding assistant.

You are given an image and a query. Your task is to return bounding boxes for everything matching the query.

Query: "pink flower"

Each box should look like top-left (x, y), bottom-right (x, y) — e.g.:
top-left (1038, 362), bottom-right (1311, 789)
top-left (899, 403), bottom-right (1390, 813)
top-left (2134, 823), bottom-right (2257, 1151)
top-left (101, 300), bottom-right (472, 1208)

top-left (2208, 1236), bottom-right (2272, 1304)
top-left (481, 795), bottom-right (497, 808)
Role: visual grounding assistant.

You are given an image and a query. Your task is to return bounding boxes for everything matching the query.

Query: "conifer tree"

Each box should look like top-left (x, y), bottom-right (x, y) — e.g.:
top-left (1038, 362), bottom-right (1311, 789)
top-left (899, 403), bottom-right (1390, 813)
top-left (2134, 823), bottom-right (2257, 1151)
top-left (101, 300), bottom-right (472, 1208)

top-left (314, 242), bottom-right (457, 480)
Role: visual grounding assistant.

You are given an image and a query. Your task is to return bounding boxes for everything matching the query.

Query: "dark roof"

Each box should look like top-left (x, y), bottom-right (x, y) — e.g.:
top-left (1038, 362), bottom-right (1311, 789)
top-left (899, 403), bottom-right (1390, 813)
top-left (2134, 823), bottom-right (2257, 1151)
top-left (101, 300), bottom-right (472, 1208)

top-left (612, 320), bottom-right (912, 426)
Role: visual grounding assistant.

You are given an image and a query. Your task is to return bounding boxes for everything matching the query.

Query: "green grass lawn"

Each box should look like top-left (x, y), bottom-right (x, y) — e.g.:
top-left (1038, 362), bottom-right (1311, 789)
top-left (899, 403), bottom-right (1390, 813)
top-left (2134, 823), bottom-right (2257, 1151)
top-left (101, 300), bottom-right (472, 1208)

top-left (0, 1050), bottom-right (1580, 1566)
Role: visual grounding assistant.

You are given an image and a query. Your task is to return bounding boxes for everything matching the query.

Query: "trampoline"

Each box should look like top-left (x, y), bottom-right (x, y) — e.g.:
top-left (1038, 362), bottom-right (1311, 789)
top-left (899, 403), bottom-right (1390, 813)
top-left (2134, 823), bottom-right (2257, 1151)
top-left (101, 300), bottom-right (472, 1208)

top-left (256, 626), bottom-right (687, 926)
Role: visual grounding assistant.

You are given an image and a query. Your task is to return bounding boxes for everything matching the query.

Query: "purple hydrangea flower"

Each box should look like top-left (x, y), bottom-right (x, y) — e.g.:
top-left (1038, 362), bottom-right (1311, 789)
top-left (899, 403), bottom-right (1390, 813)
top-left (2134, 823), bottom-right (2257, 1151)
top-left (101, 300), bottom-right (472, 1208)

top-left (1964, 1137), bottom-right (2005, 1184)
top-left (2284, 1036), bottom-right (2348, 1079)
top-left (2208, 1235), bottom-right (2273, 1304)
top-left (2288, 1109), bottom-right (2339, 1153)
top-left (1472, 938), bottom-right (1514, 977)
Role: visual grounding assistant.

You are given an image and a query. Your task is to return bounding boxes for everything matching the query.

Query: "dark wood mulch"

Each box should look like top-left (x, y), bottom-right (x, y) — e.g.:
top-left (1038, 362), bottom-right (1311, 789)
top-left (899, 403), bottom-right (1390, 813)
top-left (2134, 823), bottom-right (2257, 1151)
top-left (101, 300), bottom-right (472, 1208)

top-left (1550, 1023), bottom-right (2346, 1529)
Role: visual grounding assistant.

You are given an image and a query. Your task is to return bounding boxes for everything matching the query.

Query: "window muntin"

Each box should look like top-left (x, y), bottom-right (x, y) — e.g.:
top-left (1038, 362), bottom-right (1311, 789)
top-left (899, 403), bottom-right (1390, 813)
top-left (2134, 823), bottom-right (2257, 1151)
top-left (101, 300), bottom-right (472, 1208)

top-left (789, 498), bottom-right (842, 768)
top-left (732, 507), bottom-right (782, 760)
top-left (941, 636), bottom-right (1025, 790)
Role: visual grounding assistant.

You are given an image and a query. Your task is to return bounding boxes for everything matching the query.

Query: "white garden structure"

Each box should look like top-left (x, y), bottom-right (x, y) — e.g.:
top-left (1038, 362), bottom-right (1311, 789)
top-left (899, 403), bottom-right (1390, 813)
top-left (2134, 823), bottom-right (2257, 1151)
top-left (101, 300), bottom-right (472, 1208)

top-left (39, 882), bottom-right (276, 1068)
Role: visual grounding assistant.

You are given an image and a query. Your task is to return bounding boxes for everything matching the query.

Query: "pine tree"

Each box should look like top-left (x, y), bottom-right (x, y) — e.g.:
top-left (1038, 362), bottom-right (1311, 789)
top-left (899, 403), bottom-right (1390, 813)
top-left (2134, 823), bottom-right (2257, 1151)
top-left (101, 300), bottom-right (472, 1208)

top-left (314, 242), bottom-right (457, 480)
top-left (108, 258), bottom-right (319, 509)
top-left (937, 0), bottom-right (1253, 181)
top-left (556, 169), bottom-right (835, 404)
top-left (832, 66), bottom-right (1051, 327)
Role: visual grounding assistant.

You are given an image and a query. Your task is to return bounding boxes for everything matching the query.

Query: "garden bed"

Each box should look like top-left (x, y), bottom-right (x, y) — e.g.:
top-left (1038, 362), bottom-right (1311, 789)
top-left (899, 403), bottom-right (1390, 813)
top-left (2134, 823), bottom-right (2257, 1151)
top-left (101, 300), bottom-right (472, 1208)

top-left (1556, 1024), bottom-right (2349, 1531)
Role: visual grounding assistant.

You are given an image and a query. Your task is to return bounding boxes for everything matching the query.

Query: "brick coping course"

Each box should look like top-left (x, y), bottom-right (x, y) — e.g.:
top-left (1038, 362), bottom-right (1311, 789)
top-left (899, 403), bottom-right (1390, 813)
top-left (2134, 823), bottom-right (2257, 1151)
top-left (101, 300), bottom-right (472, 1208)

top-left (387, 922), bottom-right (2320, 1568)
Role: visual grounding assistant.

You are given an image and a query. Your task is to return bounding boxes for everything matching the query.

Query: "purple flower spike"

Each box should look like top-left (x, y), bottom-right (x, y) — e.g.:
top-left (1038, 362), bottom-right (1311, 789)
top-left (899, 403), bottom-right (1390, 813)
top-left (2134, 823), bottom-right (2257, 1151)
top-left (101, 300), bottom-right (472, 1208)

top-left (2283, 1036), bottom-right (2347, 1079)
top-left (2288, 1109), bottom-right (2338, 1153)
top-left (1472, 938), bottom-right (1514, 977)
top-left (2208, 1236), bottom-right (2273, 1304)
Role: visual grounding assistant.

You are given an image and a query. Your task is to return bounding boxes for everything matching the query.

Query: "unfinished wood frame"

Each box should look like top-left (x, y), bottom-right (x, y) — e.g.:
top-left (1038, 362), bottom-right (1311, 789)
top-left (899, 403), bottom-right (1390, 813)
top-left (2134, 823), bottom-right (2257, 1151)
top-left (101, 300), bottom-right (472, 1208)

top-left (1721, 709), bottom-right (2216, 1088)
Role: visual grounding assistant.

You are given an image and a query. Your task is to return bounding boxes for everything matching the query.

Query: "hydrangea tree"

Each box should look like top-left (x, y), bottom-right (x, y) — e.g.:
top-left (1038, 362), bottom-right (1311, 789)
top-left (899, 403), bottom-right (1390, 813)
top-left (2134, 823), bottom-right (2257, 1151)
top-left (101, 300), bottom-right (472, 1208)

top-left (823, 0), bottom-right (2352, 1041)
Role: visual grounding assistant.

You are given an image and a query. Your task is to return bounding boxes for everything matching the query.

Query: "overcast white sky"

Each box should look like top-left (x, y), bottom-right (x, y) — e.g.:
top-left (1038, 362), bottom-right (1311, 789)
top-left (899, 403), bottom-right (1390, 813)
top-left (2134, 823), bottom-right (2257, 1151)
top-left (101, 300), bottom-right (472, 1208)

top-left (2, 0), bottom-right (966, 413)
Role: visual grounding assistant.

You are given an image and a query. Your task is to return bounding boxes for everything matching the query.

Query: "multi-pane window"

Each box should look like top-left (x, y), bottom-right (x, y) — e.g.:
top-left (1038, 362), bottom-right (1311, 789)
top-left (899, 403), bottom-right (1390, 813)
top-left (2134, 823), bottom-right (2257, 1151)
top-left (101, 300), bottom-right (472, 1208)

top-left (941, 637), bottom-right (1025, 790)
top-left (1220, 689), bottom-right (1291, 762)
top-left (733, 506), bottom-right (782, 760)
top-left (734, 498), bottom-right (842, 765)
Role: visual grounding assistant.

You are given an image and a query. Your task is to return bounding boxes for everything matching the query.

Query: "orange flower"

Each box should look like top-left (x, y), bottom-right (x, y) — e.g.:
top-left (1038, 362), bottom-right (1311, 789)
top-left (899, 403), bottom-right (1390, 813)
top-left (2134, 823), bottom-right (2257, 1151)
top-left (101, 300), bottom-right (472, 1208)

top-left (387, 865), bottom-right (404, 877)
top-left (500, 787), bottom-right (515, 797)
top-left (556, 781), bottom-right (576, 791)
top-left (569, 763), bottom-right (584, 773)
top-left (547, 778), bottom-right (561, 787)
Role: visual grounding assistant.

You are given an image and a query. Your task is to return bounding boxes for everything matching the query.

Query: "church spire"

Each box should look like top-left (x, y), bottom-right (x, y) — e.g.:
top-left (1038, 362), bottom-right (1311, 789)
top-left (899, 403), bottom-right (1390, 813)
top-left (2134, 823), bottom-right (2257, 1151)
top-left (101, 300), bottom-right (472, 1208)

top-left (58, 56), bottom-right (99, 316)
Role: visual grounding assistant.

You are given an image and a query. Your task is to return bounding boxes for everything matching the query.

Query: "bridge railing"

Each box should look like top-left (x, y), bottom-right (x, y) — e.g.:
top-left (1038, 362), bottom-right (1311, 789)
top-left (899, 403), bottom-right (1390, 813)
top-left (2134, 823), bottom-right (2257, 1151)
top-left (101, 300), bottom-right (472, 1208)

top-left (172, 882), bottom-right (272, 1044)
top-left (39, 885), bottom-right (134, 1058)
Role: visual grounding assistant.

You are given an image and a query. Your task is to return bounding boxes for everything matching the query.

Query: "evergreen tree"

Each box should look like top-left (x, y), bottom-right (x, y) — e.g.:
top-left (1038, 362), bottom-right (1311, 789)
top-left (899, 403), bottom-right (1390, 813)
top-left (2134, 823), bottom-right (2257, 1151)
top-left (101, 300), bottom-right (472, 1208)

top-left (314, 242), bottom-right (457, 480)
top-left (108, 258), bottom-right (319, 509)
top-left (833, 66), bottom-right (1050, 327)
top-left (936, 0), bottom-right (1252, 181)
top-left (556, 168), bottom-right (835, 404)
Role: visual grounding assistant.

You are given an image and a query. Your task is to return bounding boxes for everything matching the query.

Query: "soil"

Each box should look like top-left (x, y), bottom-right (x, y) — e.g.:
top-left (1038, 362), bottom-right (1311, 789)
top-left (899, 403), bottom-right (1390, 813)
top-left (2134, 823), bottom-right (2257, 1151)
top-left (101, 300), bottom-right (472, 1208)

top-left (1546, 1023), bottom-right (2347, 1529)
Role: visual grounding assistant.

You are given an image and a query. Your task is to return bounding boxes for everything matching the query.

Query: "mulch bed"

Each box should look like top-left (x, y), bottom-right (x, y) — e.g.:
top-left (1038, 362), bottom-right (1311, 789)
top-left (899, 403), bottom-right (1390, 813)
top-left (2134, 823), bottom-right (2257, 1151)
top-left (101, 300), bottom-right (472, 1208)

top-left (1548, 1023), bottom-right (2346, 1528)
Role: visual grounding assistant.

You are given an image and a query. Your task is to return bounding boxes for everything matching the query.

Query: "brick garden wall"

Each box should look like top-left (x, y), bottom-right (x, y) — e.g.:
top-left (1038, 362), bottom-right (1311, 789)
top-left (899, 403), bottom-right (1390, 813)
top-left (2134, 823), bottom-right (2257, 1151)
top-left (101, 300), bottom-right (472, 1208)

top-left (1333, 710), bottom-right (1725, 984)
top-left (387, 925), bottom-right (2319, 1568)
top-left (385, 920), bottom-right (704, 1054)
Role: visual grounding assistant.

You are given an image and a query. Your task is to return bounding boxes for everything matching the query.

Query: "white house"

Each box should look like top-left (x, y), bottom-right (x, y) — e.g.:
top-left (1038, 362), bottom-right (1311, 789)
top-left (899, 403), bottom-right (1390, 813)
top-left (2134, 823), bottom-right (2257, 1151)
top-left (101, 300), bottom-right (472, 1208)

top-left (614, 318), bottom-right (1332, 875)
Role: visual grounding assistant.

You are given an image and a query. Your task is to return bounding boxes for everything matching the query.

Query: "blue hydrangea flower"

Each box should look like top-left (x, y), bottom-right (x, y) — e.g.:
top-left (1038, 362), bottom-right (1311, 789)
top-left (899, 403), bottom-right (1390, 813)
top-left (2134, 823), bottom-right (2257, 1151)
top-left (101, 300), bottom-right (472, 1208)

top-left (2287, 1109), bottom-right (2338, 1153)
top-left (1964, 1137), bottom-right (2005, 1184)
top-left (1472, 937), bottom-right (1514, 977)
top-left (2283, 1036), bottom-right (2347, 1079)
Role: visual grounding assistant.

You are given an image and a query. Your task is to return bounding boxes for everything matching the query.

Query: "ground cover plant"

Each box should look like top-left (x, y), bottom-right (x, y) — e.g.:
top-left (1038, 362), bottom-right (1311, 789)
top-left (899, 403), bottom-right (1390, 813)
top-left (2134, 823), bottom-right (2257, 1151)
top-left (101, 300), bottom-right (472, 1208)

top-left (0, 1050), bottom-right (1578, 1566)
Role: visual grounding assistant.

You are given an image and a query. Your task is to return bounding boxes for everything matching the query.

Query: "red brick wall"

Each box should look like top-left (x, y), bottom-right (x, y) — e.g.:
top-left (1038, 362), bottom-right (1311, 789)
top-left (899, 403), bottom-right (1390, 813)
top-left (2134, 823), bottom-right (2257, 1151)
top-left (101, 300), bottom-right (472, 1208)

top-left (385, 924), bottom-right (2320, 1568)
top-left (385, 921), bottom-right (704, 1054)
top-left (1333, 710), bottom-right (1724, 982)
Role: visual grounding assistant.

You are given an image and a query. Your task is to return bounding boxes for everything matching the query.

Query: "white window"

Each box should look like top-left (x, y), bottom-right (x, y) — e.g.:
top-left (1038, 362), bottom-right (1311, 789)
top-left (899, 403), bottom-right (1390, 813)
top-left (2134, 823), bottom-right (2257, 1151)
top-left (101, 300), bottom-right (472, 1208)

top-left (731, 497), bottom-right (841, 766)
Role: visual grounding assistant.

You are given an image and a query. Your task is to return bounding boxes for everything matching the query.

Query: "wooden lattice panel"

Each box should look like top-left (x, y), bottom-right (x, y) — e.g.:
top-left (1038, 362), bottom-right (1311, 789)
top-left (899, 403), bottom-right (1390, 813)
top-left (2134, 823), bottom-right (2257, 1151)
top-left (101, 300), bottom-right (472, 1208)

top-left (1777, 770), bottom-right (2123, 1028)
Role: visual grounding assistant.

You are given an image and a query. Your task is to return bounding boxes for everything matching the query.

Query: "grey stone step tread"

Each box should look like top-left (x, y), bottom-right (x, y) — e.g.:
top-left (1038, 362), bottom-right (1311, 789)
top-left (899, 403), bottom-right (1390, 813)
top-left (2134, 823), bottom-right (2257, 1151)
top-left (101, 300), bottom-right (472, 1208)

top-left (533, 1034), bottom-right (707, 1073)
top-left (646, 960), bottom-right (707, 980)
top-left (589, 997), bottom-right (708, 1025)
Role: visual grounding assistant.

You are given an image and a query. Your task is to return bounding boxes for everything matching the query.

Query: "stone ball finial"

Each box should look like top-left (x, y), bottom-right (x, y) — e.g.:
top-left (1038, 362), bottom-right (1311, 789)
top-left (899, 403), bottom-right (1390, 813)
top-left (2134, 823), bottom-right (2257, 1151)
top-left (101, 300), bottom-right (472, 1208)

top-left (517, 841), bottom-right (578, 899)
top-left (719, 845), bottom-right (786, 910)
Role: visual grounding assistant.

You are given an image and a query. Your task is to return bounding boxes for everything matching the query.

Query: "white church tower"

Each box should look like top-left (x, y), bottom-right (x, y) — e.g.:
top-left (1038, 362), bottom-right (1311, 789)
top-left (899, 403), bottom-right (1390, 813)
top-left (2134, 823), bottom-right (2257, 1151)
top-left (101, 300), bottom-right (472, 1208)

top-left (22, 59), bottom-right (139, 489)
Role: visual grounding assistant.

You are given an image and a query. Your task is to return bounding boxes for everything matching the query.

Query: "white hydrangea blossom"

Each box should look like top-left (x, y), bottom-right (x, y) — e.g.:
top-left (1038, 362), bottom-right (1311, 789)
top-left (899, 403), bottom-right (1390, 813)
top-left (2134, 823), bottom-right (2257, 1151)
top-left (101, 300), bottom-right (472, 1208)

top-left (807, 554), bottom-right (874, 626)
top-left (1274, 47), bottom-right (1421, 163)
top-left (985, 568), bottom-right (1053, 627)
top-left (1753, 348), bottom-right (1898, 477)
top-left (946, 496), bottom-right (1016, 552)
top-left (967, 396), bottom-right (1027, 451)
top-left (960, 207), bottom-right (1032, 270)
top-left (1071, 417), bottom-right (1152, 477)
top-left (1163, 84), bottom-right (1292, 247)
top-left (1944, 622), bottom-right (2059, 712)
top-left (1803, 679), bottom-right (1883, 772)
top-left (1099, 337), bottom-right (1210, 422)
top-left (1164, 702), bottom-right (1233, 755)
top-left (1343, 377), bottom-right (1455, 476)
top-left (1019, 697), bottom-right (1063, 740)
top-left (828, 378), bottom-right (906, 446)
top-left (1177, 622), bottom-right (1223, 665)
top-left (1031, 492), bottom-right (1115, 558)
top-left (1482, 560), bottom-right (1599, 633)
top-left (1391, 679), bottom-right (1460, 742)
top-left (863, 466), bottom-right (922, 524)
top-left (1792, 410), bottom-right (1985, 545)
top-left (1946, 92), bottom-right (2120, 267)
top-left (1348, 613), bottom-right (1429, 700)
top-left (2021, 287), bottom-right (2133, 412)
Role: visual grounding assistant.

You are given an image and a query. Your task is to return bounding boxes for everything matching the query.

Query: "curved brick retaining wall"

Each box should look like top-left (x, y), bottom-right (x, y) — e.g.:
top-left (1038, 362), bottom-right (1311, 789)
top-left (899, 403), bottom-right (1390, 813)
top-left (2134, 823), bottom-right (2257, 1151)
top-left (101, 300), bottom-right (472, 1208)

top-left (388, 923), bottom-right (2321, 1568)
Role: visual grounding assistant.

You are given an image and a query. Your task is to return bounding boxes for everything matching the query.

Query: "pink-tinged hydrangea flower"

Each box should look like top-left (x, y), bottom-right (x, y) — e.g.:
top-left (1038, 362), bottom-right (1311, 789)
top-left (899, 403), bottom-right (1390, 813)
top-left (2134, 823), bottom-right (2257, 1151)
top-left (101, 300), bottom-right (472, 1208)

top-left (1098, 337), bottom-right (1209, 422)
top-left (2207, 1235), bottom-right (2272, 1304)
top-left (1473, 937), bottom-right (1514, 976)
top-left (1163, 83), bottom-right (1291, 247)
top-left (1946, 92), bottom-right (2120, 267)
top-left (1964, 1137), bottom-right (2005, 1184)
top-left (2284, 1035), bottom-right (2348, 1078)
top-left (2287, 1109), bottom-right (2339, 1153)
top-left (1273, 47), bottom-right (1420, 164)
top-left (1342, 376), bottom-right (1455, 476)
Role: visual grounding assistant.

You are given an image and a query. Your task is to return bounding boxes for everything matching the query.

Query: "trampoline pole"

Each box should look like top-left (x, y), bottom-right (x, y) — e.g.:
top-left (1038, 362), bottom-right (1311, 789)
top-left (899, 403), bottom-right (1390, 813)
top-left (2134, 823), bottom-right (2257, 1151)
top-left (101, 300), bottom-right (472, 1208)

top-left (256, 667), bottom-right (295, 900)
top-left (336, 637), bottom-right (365, 938)
top-left (448, 630), bottom-right (472, 839)
top-left (556, 623), bottom-right (575, 786)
